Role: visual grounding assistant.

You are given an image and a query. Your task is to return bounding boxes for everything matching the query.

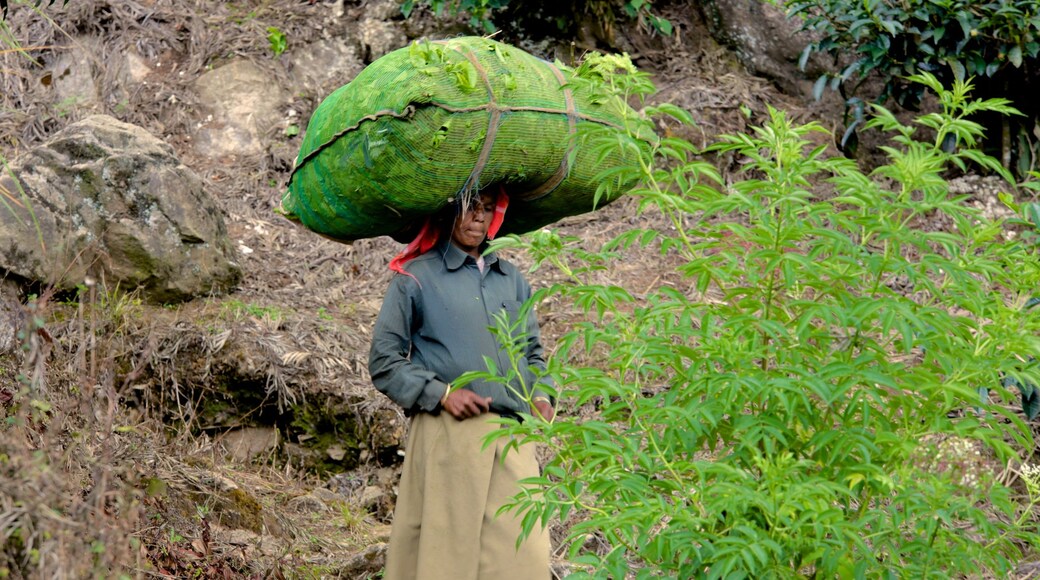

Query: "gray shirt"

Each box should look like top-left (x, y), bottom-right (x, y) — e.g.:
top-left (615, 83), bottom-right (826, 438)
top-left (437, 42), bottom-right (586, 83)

top-left (368, 239), bottom-right (552, 417)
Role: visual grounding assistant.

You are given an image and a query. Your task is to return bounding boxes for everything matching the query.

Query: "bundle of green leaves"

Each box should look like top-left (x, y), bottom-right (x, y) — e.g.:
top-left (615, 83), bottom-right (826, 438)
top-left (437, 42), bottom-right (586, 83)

top-left (470, 65), bottom-right (1040, 577)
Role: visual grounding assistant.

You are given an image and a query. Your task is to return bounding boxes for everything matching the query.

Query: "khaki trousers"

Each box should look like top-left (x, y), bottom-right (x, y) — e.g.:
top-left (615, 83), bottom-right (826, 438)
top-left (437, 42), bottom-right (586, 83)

top-left (384, 411), bottom-right (551, 580)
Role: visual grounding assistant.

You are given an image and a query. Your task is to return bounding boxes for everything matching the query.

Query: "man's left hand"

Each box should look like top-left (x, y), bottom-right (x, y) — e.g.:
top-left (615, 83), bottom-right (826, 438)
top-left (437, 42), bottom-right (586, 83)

top-left (533, 400), bottom-right (555, 422)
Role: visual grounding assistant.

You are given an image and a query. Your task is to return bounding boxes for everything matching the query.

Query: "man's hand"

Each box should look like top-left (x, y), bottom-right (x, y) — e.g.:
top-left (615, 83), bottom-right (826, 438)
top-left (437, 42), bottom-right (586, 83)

top-left (442, 389), bottom-right (492, 420)
top-left (533, 399), bottom-right (555, 422)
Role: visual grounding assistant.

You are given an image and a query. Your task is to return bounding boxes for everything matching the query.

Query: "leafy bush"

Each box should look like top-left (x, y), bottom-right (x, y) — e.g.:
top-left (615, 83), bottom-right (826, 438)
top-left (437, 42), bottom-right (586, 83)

top-left (783, 0), bottom-right (1040, 173)
top-left (481, 65), bottom-right (1040, 576)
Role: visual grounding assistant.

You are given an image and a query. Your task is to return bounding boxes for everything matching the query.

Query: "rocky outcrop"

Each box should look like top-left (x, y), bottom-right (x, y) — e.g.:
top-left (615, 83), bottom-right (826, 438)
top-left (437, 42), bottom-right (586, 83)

top-left (0, 115), bottom-right (241, 303)
top-left (701, 0), bottom-right (824, 96)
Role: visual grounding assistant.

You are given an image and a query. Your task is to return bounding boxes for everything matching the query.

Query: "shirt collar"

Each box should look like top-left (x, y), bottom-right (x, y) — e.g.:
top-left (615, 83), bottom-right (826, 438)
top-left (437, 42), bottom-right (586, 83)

top-left (439, 239), bottom-right (502, 273)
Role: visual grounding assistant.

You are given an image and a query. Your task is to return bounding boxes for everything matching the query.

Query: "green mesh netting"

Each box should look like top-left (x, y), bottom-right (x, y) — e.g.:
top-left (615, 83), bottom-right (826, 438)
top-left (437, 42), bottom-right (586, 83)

top-left (280, 36), bottom-right (653, 242)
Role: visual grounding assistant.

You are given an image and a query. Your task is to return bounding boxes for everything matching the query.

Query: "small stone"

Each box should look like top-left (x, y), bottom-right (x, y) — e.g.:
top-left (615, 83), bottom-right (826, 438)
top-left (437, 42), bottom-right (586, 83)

top-left (287, 494), bottom-right (329, 514)
top-left (311, 487), bottom-right (343, 504)
top-left (340, 543), bottom-right (387, 577)
top-left (220, 427), bottom-right (279, 463)
top-left (327, 445), bottom-right (347, 461)
top-left (326, 472), bottom-right (365, 495)
top-left (359, 485), bottom-right (384, 510)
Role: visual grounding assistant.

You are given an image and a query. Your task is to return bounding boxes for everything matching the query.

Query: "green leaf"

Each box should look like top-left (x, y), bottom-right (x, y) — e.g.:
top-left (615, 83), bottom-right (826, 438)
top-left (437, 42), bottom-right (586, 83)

top-left (997, 191), bottom-right (1019, 212)
top-left (878, 19), bottom-right (901, 36)
top-left (1009, 45), bottom-right (1023, 67)
top-left (649, 102), bottom-right (693, 125)
top-left (266, 26), bottom-right (287, 57)
top-left (798, 44), bottom-right (813, 71)
top-left (1023, 386), bottom-right (1040, 420)
top-left (1027, 203), bottom-right (1040, 229)
top-left (813, 74), bottom-right (828, 101)
top-left (956, 11), bottom-right (974, 39)
top-left (653, 16), bottom-right (673, 36)
top-left (848, 19), bottom-right (873, 36)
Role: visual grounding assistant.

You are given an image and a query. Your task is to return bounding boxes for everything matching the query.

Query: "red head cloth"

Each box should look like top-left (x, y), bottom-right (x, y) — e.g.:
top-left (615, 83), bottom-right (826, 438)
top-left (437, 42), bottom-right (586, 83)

top-left (486, 187), bottom-right (509, 240)
top-left (389, 188), bottom-right (510, 283)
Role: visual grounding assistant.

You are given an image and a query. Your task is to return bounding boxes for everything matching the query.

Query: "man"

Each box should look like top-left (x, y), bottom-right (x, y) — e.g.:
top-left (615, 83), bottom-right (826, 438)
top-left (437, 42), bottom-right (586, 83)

top-left (368, 187), bottom-right (555, 580)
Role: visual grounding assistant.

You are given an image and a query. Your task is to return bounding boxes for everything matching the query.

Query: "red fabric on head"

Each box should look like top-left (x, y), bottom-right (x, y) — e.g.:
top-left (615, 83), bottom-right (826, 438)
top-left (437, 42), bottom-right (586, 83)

top-left (388, 217), bottom-right (439, 284)
top-left (487, 187), bottom-right (509, 240)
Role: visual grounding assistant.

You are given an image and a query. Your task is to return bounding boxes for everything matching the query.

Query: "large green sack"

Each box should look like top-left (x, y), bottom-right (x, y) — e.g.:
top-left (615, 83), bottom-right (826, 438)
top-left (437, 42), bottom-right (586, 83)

top-left (280, 36), bottom-right (652, 242)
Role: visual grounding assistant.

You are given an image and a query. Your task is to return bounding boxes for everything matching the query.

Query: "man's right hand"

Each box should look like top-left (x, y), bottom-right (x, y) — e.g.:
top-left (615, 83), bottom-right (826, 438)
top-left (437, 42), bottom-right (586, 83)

top-left (442, 389), bottom-right (492, 420)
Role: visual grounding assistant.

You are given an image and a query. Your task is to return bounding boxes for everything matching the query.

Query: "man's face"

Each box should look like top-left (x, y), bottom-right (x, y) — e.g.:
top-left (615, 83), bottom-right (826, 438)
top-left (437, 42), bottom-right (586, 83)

top-left (451, 192), bottom-right (495, 257)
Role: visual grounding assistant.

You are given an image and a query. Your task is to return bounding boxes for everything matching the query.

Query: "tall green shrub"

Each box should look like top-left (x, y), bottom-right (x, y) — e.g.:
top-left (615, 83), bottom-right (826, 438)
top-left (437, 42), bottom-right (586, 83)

top-left (478, 68), bottom-right (1040, 576)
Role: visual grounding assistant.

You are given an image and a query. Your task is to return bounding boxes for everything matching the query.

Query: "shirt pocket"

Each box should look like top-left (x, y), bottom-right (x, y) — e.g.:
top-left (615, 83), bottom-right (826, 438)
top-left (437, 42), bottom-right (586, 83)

top-left (501, 300), bottom-right (524, 324)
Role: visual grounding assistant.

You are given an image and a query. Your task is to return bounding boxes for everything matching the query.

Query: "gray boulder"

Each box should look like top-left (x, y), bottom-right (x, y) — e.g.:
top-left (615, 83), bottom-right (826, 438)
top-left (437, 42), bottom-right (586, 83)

top-left (0, 115), bottom-right (240, 303)
top-left (194, 60), bottom-right (289, 159)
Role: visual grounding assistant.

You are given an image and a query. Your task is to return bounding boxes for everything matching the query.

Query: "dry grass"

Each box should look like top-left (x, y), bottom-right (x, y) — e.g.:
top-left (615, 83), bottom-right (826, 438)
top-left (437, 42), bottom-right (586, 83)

top-left (1, 288), bottom-right (147, 578)
top-left (1, 283), bottom-right (399, 578)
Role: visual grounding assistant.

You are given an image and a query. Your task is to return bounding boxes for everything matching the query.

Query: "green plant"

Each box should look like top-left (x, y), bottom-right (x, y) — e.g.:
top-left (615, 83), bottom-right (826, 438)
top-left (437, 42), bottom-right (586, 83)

top-left (266, 26), bottom-right (286, 57)
top-left (167, 528), bottom-right (184, 544)
top-left (483, 67), bottom-right (1040, 576)
top-left (783, 0), bottom-right (1040, 172)
top-left (399, 0), bottom-right (671, 37)
top-left (1018, 463), bottom-right (1040, 523)
top-left (991, 186), bottom-right (1040, 418)
top-left (401, 0), bottom-right (506, 34)
top-left (220, 299), bottom-right (283, 322)
top-left (335, 501), bottom-right (366, 532)
top-left (64, 280), bottom-right (143, 333)
top-left (622, 0), bottom-right (671, 35)
top-left (788, 0), bottom-right (1040, 99)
